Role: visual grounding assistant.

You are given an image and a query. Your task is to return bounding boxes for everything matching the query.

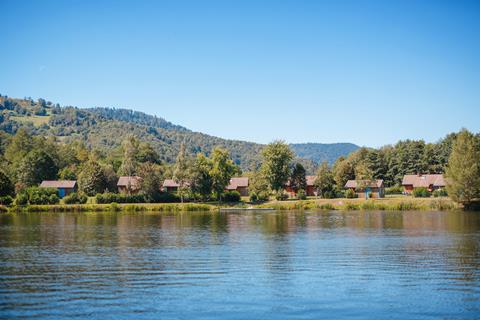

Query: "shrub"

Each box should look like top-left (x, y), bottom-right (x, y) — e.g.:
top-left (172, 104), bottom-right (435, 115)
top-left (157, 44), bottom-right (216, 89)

top-left (63, 192), bottom-right (88, 204)
top-left (297, 189), bottom-right (307, 200)
top-left (16, 187), bottom-right (60, 205)
top-left (275, 192), bottom-right (289, 201)
top-left (223, 191), bottom-right (241, 202)
top-left (156, 192), bottom-right (180, 203)
top-left (432, 189), bottom-right (448, 197)
top-left (15, 193), bottom-right (28, 205)
top-left (385, 185), bottom-right (403, 195)
top-left (0, 196), bottom-right (13, 206)
top-left (345, 189), bottom-right (357, 199)
top-left (344, 203), bottom-right (360, 210)
top-left (322, 191), bottom-right (335, 199)
top-left (413, 187), bottom-right (431, 198)
top-left (96, 193), bottom-right (145, 204)
top-left (360, 201), bottom-right (376, 210)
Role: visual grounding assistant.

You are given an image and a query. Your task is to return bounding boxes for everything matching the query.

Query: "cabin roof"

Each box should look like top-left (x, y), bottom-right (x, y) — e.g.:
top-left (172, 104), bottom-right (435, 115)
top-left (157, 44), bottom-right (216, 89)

top-left (402, 174), bottom-right (446, 187)
top-left (117, 176), bottom-right (142, 189)
top-left (345, 179), bottom-right (384, 189)
top-left (226, 177), bottom-right (249, 190)
top-left (40, 180), bottom-right (77, 189)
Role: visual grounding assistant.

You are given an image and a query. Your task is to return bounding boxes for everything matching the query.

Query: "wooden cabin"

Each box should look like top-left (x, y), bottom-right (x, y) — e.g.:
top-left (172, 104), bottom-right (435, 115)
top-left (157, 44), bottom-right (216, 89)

top-left (225, 177), bottom-right (249, 196)
top-left (39, 180), bottom-right (77, 198)
top-left (344, 179), bottom-right (385, 199)
top-left (285, 175), bottom-right (317, 197)
top-left (401, 174), bottom-right (446, 193)
top-left (117, 176), bottom-right (142, 194)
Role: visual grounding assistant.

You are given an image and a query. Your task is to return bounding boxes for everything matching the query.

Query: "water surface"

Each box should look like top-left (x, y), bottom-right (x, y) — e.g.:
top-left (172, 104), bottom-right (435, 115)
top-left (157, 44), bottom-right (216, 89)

top-left (1, 210), bottom-right (480, 319)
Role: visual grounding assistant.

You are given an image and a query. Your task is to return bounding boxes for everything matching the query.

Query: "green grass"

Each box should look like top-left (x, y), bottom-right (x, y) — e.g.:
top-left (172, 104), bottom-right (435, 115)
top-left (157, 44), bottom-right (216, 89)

top-left (10, 115), bottom-right (51, 127)
top-left (1, 196), bottom-right (461, 213)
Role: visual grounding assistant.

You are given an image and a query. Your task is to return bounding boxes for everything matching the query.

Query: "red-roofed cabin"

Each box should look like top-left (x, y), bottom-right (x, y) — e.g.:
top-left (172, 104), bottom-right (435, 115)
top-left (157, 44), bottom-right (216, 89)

top-left (162, 179), bottom-right (190, 193)
top-left (39, 180), bottom-right (77, 198)
top-left (401, 174), bottom-right (446, 193)
top-left (225, 177), bottom-right (249, 196)
top-left (285, 175), bottom-right (317, 197)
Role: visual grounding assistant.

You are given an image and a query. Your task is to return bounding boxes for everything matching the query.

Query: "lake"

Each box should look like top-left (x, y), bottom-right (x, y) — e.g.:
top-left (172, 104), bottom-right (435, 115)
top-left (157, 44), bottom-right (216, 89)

top-left (1, 210), bottom-right (480, 319)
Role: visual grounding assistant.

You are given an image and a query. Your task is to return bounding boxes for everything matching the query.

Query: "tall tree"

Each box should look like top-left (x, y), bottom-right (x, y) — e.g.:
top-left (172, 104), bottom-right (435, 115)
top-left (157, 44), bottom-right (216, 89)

top-left (290, 163), bottom-right (307, 192)
top-left (314, 161), bottom-right (335, 198)
top-left (137, 162), bottom-right (163, 202)
top-left (78, 160), bottom-right (108, 196)
top-left (0, 170), bottom-right (14, 197)
top-left (119, 135), bottom-right (139, 179)
top-left (190, 153), bottom-right (213, 201)
top-left (17, 150), bottom-right (58, 187)
top-left (446, 129), bottom-right (480, 207)
top-left (333, 158), bottom-right (354, 188)
top-left (261, 141), bottom-right (294, 194)
top-left (173, 142), bottom-right (189, 203)
top-left (209, 147), bottom-right (237, 201)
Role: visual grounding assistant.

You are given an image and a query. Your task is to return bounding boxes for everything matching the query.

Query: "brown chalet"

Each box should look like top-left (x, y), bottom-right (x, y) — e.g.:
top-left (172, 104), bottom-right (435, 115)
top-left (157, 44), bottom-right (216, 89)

top-left (162, 179), bottom-right (190, 193)
top-left (40, 180), bottom-right (77, 198)
top-left (226, 177), bottom-right (249, 196)
top-left (285, 175), bottom-right (317, 197)
top-left (345, 179), bottom-right (385, 198)
top-left (401, 174), bottom-right (446, 193)
top-left (117, 176), bottom-right (142, 194)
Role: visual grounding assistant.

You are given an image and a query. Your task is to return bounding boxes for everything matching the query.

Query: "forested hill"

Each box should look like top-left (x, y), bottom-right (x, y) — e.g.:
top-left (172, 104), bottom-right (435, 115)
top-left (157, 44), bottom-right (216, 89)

top-left (290, 143), bottom-right (360, 164)
top-left (0, 95), bottom-right (358, 171)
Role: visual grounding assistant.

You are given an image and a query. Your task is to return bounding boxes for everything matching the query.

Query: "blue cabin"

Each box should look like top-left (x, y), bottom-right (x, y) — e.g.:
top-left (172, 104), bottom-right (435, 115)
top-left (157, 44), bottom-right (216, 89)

top-left (39, 180), bottom-right (77, 198)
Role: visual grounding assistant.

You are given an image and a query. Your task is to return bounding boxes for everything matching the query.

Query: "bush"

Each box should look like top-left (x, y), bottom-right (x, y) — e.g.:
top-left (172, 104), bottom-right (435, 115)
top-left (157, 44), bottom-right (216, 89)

top-left (413, 187), bottom-right (431, 198)
top-left (96, 193), bottom-right (145, 204)
top-left (223, 191), bottom-right (241, 202)
top-left (63, 192), bottom-right (88, 204)
top-left (432, 189), bottom-right (448, 197)
top-left (322, 191), bottom-right (335, 199)
top-left (0, 196), bottom-right (13, 206)
top-left (275, 192), bottom-right (289, 201)
top-left (297, 189), bottom-right (307, 200)
top-left (345, 189), bottom-right (357, 198)
top-left (385, 185), bottom-right (403, 195)
top-left (15, 187), bottom-right (60, 205)
top-left (15, 193), bottom-right (28, 205)
top-left (156, 192), bottom-right (181, 203)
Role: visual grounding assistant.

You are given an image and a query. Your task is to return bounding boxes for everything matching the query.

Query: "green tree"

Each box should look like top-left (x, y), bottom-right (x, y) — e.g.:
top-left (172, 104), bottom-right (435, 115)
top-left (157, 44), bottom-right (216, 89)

top-left (190, 153), bottom-right (213, 201)
top-left (314, 161), bottom-right (335, 198)
top-left (78, 160), bottom-right (108, 196)
top-left (446, 129), bottom-right (480, 207)
top-left (333, 157), bottom-right (354, 188)
top-left (173, 142), bottom-right (190, 203)
top-left (137, 142), bottom-right (161, 164)
top-left (17, 150), bottom-right (58, 186)
top-left (248, 170), bottom-right (270, 202)
top-left (0, 170), bottom-right (14, 196)
top-left (138, 162), bottom-right (163, 202)
top-left (209, 147), bottom-right (237, 201)
top-left (261, 141), bottom-right (294, 194)
top-left (290, 163), bottom-right (307, 192)
top-left (119, 135), bottom-right (139, 178)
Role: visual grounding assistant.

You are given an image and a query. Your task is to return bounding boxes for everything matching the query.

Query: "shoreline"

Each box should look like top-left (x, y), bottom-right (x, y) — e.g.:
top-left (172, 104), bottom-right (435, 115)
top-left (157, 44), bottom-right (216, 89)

top-left (0, 197), bottom-right (461, 213)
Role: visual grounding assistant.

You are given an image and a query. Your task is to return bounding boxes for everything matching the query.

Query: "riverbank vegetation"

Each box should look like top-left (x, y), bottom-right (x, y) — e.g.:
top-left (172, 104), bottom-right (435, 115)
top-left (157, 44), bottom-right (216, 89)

top-left (1, 96), bottom-right (479, 211)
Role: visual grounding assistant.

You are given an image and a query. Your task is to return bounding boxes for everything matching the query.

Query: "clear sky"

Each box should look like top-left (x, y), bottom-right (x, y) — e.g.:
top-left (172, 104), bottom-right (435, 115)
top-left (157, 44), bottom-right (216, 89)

top-left (1, 0), bottom-right (479, 147)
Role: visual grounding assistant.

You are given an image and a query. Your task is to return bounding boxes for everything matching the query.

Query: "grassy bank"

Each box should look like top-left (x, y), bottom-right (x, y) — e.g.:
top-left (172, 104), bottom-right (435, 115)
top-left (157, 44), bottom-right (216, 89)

top-left (4, 202), bottom-right (220, 213)
top-left (0, 196), bottom-right (461, 213)
top-left (257, 196), bottom-right (459, 211)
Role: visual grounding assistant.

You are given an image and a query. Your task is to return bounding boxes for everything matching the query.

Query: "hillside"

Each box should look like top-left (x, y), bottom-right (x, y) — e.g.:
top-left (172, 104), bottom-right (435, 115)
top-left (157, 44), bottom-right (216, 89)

top-left (290, 143), bottom-right (360, 164)
top-left (0, 95), bottom-right (359, 172)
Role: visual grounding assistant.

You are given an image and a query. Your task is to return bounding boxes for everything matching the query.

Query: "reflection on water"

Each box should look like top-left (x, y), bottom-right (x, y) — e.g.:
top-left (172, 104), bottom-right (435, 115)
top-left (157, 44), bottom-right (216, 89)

top-left (1, 210), bottom-right (480, 319)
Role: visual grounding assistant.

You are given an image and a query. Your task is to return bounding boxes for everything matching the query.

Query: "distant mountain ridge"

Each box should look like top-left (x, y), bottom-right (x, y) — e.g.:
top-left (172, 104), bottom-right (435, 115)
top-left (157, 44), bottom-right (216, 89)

top-left (0, 95), bottom-right (359, 172)
top-left (290, 143), bottom-right (360, 164)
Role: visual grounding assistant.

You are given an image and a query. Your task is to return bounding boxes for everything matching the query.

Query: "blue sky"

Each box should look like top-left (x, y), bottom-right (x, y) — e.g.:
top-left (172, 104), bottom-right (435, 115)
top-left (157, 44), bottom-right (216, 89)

top-left (1, 0), bottom-right (479, 147)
